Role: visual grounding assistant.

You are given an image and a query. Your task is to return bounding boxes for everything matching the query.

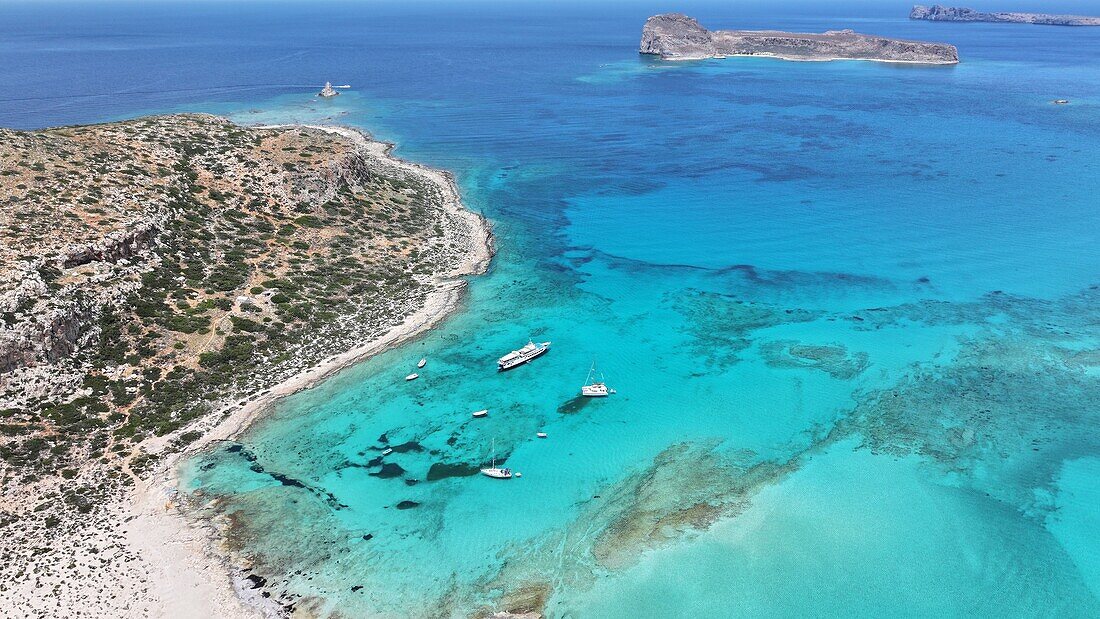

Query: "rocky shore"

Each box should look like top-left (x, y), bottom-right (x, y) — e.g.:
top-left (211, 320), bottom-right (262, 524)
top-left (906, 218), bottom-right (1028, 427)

top-left (0, 115), bottom-right (491, 617)
top-left (910, 5), bottom-right (1100, 26)
top-left (640, 13), bottom-right (960, 64)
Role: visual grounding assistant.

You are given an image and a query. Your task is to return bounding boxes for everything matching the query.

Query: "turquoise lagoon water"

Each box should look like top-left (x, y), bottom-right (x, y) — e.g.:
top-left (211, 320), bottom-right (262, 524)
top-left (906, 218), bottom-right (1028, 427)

top-left (3, 1), bottom-right (1100, 615)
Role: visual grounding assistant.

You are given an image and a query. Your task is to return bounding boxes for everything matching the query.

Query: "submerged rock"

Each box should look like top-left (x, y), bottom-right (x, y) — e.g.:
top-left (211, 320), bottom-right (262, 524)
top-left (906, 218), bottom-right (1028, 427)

top-left (426, 462), bottom-right (480, 481)
top-left (557, 396), bottom-right (591, 415)
top-left (369, 463), bottom-right (406, 479)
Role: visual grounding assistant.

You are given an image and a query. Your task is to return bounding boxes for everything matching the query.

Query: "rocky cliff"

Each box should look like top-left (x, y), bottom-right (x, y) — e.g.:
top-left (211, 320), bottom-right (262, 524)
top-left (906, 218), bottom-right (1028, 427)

top-left (910, 5), bottom-right (1100, 26)
top-left (640, 13), bottom-right (960, 64)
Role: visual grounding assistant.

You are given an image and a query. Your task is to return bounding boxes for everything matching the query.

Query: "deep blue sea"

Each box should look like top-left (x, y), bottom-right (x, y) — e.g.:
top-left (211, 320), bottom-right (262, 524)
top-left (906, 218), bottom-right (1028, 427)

top-left (4, 1), bottom-right (1100, 616)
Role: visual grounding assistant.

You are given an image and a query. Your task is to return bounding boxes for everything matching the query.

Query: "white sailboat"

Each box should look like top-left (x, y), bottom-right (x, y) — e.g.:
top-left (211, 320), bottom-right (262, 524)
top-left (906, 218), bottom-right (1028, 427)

top-left (405, 373), bottom-right (419, 381)
top-left (581, 362), bottom-right (615, 397)
top-left (417, 358), bottom-right (426, 368)
top-left (480, 439), bottom-right (512, 479)
top-left (472, 409), bottom-right (488, 418)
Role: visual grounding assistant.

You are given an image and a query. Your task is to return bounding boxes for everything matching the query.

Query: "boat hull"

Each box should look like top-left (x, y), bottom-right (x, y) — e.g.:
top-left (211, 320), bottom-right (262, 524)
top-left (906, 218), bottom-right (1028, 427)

top-left (497, 344), bottom-right (550, 371)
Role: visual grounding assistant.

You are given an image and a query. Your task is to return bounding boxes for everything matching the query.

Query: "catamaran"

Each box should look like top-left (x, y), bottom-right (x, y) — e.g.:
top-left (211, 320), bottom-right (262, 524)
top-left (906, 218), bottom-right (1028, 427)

top-left (497, 340), bottom-right (551, 371)
top-left (480, 439), bottom-right (512, 479)
top-left (581, 362), bottom-right (615, 397)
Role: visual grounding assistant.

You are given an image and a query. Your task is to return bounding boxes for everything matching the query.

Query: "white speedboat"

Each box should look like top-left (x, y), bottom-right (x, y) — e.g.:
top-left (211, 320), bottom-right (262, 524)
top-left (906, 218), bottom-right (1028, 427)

top-left (405, 373), bottom-right (419, 381)
top-left (498, 340), bottom-right (551, 371)
top-left (472, 409), bottom-right (488, 418)
top-left (581, 362), bottom-right (615, 397)
top-left (382, 448), bottom-right (393, 456)
top-left (537, 432), bottom-right (548, 439)
top-left (480, 439), bottom-right (512, 479)
top-left (417, 358), bottom-right (426, 368)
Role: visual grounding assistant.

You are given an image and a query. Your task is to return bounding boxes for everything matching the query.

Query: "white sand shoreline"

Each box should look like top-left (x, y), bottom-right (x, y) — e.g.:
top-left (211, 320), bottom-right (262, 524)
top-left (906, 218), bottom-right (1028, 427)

top-left (121, 124), bottom-right (493, 619)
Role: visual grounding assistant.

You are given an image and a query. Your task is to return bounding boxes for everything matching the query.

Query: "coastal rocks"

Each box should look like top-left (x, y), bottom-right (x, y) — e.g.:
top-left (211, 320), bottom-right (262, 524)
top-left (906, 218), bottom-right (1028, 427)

top-left (640, 13), bottom-right (960, 64)
top-left (910, 5), bottom-right (1100, 26)
top-left (639, 13), bottom-right (716, 59)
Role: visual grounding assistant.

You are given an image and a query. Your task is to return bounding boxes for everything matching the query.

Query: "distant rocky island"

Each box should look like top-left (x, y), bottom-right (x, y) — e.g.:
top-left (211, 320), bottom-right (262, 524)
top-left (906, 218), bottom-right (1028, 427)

top-left (910, 5), bottom-right (1100, 26)
top-left (640, 13), bottom-right (959, 64)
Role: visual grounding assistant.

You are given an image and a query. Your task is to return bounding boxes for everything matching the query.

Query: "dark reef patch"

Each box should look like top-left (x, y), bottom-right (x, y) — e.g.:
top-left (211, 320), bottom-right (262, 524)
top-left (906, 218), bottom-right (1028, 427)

top-left (426, 462), bottom-right (481, 481)
top-left (557, 396), bottom-right (592, 415)
top-left (369, 463), bottom-right (407, 479)
top-left (229, 445), bottom-right (346, 509)
top-left (395, 500), bottom-right (420, 510)
top-left (672, 289), bottom-right (819, 370)
top-left (759, 340), bottom-right (869, 380)
top-left (388, 441), bottom-right (424, 454)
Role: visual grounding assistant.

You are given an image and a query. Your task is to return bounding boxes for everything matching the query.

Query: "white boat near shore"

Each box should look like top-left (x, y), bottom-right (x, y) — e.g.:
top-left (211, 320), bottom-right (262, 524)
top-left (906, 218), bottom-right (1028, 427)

top-left (472, 409), bottom-right (488, 418)
top-left (418, 358), bottom-right (427, 368)
top-left (405, 373), bottom-right (419, 381)
top-left (498, 340), bottom-right (551, 371)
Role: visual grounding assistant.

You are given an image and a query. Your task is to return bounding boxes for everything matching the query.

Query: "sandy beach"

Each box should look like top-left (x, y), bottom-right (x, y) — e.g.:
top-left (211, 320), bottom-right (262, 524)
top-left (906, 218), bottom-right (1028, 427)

top-left (5, 124), bottom-right (492, 619)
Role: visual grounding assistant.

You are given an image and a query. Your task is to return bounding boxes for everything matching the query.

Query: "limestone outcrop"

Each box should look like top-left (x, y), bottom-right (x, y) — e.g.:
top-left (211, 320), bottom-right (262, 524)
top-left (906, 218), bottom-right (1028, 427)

top-left (640, 13), bottom-right (960, 64)
top-left (910, 5), bottom-right (1100, 26)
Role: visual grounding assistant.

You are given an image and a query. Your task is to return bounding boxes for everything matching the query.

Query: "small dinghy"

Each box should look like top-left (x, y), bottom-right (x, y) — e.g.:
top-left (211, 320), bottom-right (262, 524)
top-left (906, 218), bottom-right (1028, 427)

top-left (537, 432), bottom-right (548, 439)
top-left (382, 448), bottom-right (393, 456)
top-left (480, 439), bottom-right (512, 479)
top-left (405, 373), bottom-right (419, 381)
top-left (472, 409), bottom-right (488, 418)
top-left (417, 358), bottom-right (426, 369)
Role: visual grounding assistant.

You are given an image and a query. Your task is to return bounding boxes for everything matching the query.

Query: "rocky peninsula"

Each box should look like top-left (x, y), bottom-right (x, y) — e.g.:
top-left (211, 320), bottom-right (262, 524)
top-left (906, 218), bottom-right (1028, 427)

top-left (640, 13), bottom-right (960, 64)
top-left (0, 114), bottom-right (491, 617)
top-left (910, 5), bottom-right (1100, 26)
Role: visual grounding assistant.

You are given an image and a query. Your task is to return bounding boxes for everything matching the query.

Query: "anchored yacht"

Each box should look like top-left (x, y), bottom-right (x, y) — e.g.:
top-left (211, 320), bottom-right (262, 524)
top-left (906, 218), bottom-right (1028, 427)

top-left (497, 340), bottom-right (551, 371)
top-left (480, 439), bottom-right (512, 479)
top-left (581, 362), bottom-right (615, 397)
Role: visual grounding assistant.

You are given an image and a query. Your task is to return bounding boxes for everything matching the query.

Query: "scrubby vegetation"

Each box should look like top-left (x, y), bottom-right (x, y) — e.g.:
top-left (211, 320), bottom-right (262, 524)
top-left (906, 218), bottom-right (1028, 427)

top-left (0, 114), bottom-right (463, 541)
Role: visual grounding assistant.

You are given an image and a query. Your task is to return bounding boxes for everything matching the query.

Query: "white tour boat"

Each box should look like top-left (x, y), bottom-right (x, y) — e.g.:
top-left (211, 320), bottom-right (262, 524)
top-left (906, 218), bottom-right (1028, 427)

top-left (581, 362), bottom-right (615, 397)
top-left (497, 340), bottom-right (551, 371)
top-left (405, 373), bottom-right (419, 381)
top-left (480, 439), bottom-right (512, 479)
top-left (537, 432), bottom-right (548, 439)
